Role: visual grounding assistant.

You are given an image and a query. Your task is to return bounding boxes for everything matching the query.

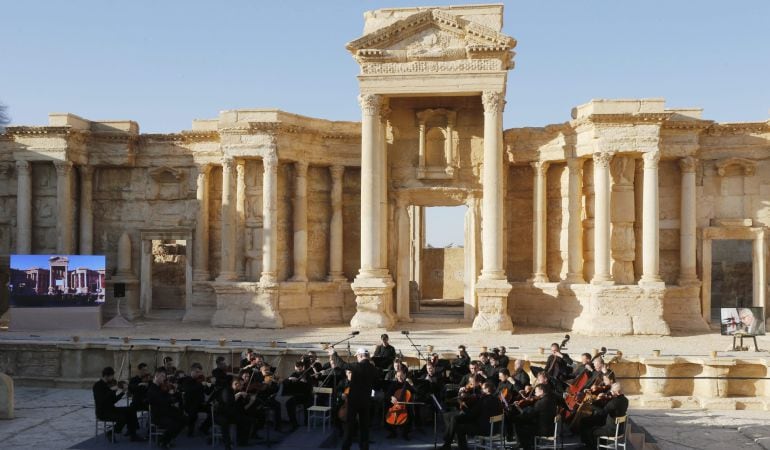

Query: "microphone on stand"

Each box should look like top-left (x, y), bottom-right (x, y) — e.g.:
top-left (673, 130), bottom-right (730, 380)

top-left (351, 331), bottom-right (360, 336)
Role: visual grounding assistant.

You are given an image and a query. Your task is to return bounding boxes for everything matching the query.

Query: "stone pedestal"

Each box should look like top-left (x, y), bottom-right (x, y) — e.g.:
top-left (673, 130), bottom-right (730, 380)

top-left (640, 358), bottom-right (674, 408)
top-left (211, 282), bottom-right (283, 329)
top-left (696, 359), bottom-right (735, 400)
top-left (113, 232), bottom-right (140, 320)
top-left (572, 284), bottom-right (670, 335)
top-left (350, 276), bottom-right (395, 329)
top-left (472, 278), bottom-right (513, 331)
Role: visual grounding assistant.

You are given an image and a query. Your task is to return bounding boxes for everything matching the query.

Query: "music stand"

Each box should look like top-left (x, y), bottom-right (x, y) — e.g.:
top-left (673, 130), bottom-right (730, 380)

top-left (430, 394), bottom-right (443, 450)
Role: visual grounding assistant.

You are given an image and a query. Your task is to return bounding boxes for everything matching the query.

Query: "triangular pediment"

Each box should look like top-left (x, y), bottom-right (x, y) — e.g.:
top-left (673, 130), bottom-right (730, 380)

top-left (346, 9), bottom-right (515, 64)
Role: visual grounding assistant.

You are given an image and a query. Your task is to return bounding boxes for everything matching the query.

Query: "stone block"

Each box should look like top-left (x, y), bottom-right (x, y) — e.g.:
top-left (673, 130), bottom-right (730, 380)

top-left (0, 372), bottom-right (14, 419)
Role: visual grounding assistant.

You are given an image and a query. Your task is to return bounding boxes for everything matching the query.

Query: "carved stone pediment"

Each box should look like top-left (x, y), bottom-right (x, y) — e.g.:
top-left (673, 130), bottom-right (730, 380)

top-left (347, 9), bottom-right (515, 68)
top-left (715, 157), bottom-right (756, 177)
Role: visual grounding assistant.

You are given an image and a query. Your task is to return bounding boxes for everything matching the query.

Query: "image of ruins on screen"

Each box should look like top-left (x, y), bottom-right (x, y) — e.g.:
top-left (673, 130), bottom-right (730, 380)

top-left (9, 255), bottom-right (106, 307)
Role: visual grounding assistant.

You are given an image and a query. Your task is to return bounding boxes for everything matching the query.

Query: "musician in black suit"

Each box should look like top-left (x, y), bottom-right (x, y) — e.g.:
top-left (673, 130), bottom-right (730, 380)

top-left (372, 333), bottom-right (397, 369)
top-left (450, 345), bottom-right (470, 383)
top-left (329, 347), bottom-right (382, 450)
top-left (511, 359), bottom-right (530, 392)
top-left (92, 366), bottom-right (143, 442)
top-left (497, 346), bottom-right (510, 370)
top-left (441, 381), bottom-right (502, 450)
top-left (580, 382), bottom-right (629, 449)
top-left (128, 362), bottom-right (150, 411)
top-left (545, 342), bottom-right (573, 382)
top-left (512, 383), bottom-right (566, 450)
top-left (146, 368), bottom-right (185, 448)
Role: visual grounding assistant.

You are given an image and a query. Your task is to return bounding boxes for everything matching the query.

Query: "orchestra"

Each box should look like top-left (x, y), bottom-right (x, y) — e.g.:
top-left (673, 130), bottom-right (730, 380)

top-left (92, 337), bottom-right (628, 450)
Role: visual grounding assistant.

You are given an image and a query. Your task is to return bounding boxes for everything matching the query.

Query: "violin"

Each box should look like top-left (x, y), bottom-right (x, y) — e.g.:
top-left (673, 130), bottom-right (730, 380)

top-left (513, 392), bottom-right (542, 412)
top-left (108, 379), bottom-right (127, 391)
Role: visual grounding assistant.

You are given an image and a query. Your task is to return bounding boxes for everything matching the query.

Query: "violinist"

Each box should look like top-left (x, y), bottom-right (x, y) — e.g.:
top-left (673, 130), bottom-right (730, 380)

top-left (579, 382), bottom-right (628, 449)
top-left (178, 364), bottom-right (208, 437)
top-left (384, 358), bottom-right (409, 382)
top-left (212, 356), bottom-right (230, 387)
top-left (487, 353), bottom-right (503, 386)
top-left (252, 364), bottom-right (283, 432)
top-left (93, 366), bottom-right (144, 442)
top-left (511, 359), bottom-right (530, 392)
top-left (318, 356), bottom-right (345, 389)
top-left (450, 345), bottom-right (470, 383)
top-left (496, 369), bottom-right (516, 440)
top-left (283, 360), bottom-right (313, 431)
top-left (214, 377), bottom-right (251, 450)
top-left (384, 368), bottom-right (415, 440)
top-left (373, 333), bottom-right (397, 370)
top-left (512, 383), bottom-right (566, 450)
top-left (478, 352), bottom-right (493, 377)
top-left (128, 362), bottom-right (151, 410)
top-left (459, 361), bottom-right (485, 387)
top-left (498, 346), bottom-right (510, 370)
top-left (163, 356), bottom-right (177, 379)
top-left (240, 349), bottom-right (256, 369)
top-left (146, 367), bottom-right (185, 449)
top-left (441, 381), bottom-right (502, 450)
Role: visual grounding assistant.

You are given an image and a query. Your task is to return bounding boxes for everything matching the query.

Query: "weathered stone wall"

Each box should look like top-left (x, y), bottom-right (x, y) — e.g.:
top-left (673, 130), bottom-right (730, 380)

top-left (547, 163), bottom-right (567, 281)
top-left (307, 166), bottom-right (331, 281)
top-left (30, 163), bottom-right (57, 254)
top-left (658, 159), bottom-right (681, 285)
top-left (506, 165), bottom-right (534, 282)
top-left (420, 247), bottom-right (464, 299)
top-left (342, 168), bottom-right (361, 281)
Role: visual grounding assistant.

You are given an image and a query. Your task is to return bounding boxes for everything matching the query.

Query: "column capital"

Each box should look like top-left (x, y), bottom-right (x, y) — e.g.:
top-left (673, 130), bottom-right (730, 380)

top-left (530, 160), bottom-right (550, 174)
top-left (358, 93), bottom-right (381, 116)
top-left (15, 160), bottom-right (31, 172)
top-left (79, 165), bottom-right (94, 178)
top-left (567, 157), bottom-right (585, 170)
top-left (481, 90), bottom-right (505, 114)
top-left (196, 163), bottom-right (212, 177)
top-left (592, 152), bottom-right (614, 168)
top-left (221, 157), bottom-right (234, 171)
top-left (263, 151), bottom-right (278, 168)
top-left (54, 160), bottom-right (73, 175)
top-left (329, 165), bottom-right (345, 179)
top-left (294, 160), bottom-right (308, 176)
top-left (642, 151), bottom-right (661, 169)
top-left (679, 156), bottom-right (697, 173)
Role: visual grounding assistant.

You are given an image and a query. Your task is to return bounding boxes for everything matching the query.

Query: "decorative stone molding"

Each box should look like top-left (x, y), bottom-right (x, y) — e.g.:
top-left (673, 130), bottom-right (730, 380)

top-left (358, 94), bottom-right (381, 116)
top-left (715, 157), bottom-right (756, 177)
top-left (53, 160), bottom-right (73, 175)
top-left (416, 108), bottom-right (457, 179)
top-left (481, 90), bottom-right (504, 114)
top-left (530, 160), bottom-right (549, 174)
top-left (149, 166), bottom-right (185, 183)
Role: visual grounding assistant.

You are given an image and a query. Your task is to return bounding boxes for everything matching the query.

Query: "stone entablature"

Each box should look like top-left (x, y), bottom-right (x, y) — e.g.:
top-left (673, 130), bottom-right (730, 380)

top-left (1, 4), bottom-right (769, 334)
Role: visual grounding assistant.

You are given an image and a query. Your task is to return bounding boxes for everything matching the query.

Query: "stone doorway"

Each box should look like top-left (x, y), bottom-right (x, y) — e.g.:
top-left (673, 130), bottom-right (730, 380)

top-left (139, 228), bottom-right (193, 317)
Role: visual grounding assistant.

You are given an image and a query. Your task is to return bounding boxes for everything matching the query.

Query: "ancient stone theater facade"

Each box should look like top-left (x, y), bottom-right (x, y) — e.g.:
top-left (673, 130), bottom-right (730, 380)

top-left (1, 4), bottom-right (769, 335)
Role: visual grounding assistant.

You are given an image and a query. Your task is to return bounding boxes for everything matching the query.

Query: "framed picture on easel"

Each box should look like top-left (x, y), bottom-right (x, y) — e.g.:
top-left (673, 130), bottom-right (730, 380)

top-left (720, 307), bottom-right (765, 336)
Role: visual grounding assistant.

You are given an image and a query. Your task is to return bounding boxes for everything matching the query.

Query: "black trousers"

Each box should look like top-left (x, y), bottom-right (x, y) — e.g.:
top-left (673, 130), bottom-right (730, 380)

top-left (216, 413), bottom-right (251, 447)
top-left (99, 406), bottom-right (139, 436)
top-left (342, 400), bottom-right (371, 450)
top-left (442, 410), bottom-right (472, 446)
top-left (285, 394), bottom-right (311, 426)
top-left (456, 422), bottom-right (485, 450)
top-left (152, 408), bottom-right (185, 444)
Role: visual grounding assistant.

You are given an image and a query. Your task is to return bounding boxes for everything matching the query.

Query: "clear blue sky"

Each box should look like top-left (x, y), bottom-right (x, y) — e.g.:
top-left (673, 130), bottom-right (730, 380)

top-left (11, 255), bottom-right (105, 271)
top-left (2, 1), bottom-right (769, 247)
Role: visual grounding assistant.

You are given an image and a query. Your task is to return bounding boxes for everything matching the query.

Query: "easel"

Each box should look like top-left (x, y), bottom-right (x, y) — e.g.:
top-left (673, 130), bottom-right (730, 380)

top-left (732, 332), bottom-right (761, 352)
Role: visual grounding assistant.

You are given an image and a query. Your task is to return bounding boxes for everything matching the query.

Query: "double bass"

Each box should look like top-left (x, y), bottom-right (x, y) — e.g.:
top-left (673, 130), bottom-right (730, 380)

top-left (564, 347), bottom-right (606, 423)
top-left (338, 386), bottom-right (350, 421)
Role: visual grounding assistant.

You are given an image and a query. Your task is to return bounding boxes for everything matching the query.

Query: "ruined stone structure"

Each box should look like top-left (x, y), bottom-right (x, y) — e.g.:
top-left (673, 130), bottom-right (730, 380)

top-left (1, 4), bottom-right (769, 335)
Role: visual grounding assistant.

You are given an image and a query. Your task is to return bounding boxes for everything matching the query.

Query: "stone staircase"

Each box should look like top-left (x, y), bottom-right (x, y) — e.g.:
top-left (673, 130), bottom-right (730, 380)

top-left (412, 298), bottom-right (468, 324)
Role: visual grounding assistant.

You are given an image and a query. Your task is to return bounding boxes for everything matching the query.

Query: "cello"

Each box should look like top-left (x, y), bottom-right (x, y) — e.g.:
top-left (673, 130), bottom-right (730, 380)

top-left (564, 347), bottom-right (606, 423)
top-left (338, 386), bottom-right (350, 421)
top-left (385, 384), bottom-right (413, 427)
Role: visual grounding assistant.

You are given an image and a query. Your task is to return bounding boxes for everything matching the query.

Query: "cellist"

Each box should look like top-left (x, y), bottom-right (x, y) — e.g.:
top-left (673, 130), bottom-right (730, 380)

top-left (384, 368), bottom-right (415, 440)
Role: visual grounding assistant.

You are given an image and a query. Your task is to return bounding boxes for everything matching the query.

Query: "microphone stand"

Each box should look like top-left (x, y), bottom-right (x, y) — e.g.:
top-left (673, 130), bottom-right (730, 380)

top-left (328, 332), bottom-right (359, 364)
top-left (402, 332), bottom-right (427, 366)
top-left (126, 345), bottom-right (133, 407)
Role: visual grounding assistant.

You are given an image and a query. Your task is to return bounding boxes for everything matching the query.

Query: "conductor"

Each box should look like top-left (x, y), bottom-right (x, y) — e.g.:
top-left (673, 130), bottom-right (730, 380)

top-left (329, 347), bottom-right (381, 450)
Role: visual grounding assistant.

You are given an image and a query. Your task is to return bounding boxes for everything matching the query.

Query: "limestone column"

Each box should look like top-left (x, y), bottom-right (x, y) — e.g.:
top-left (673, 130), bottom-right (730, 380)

top-left (473, 90), bottom-right (513, 331)
top-left (193, 164), bottom-right (211, 281)
top-left (79, 166), bottom-right (94, 254)
top-left (54, 161), bottom-right (75, 254)
top-left (216, 158), bottom-right (237, 281)
top-left (350, 93), bottom-right (395, 329)
top-left (291, 161), bottom-right (308, 281)
top-left (678, 156), bottom-right (698, 285)
top-left (591, 152), bottom-right (613, 284)
top-left (260, 151), bottom-right (279, 285)
top-left (15, 161), bottom-right (32, 254)
top-left (640, 152), bottom-right (664, 286)
top-left (235, 161), bottom-right (246, 279)
top-left (566, 158), bottom-right (585, 283)
top-left (327, 165), bottom-right (345, 281)
top-left (530, 161), bottom-right (549, 283)
top-left (395, 198), bottom-right (410, 321)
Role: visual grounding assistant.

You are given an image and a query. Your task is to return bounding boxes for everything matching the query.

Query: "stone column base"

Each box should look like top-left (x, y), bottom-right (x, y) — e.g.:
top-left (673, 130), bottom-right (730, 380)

top-left (350, 275), bottom-right (395, 329)
top-left (472, 278), bottom-right (513, 331)
top-left (211, 282), bottom-right (283, 329)
top-left (572, 284), bottom-right (670, 335)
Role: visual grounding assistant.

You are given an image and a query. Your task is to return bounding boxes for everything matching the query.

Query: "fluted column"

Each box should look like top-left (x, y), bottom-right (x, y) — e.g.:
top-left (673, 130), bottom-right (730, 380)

top-left (480, 90), bottom-right (506, 280)
top-left (327, 165), bottom-right (345, 281)
top-left (15, 161), bottom-right (32, 253)
top-left (640, 151), bottom-right (664, 286)
top-left (531, 161), bottom-right (549, 282)
top-left (194, 164), bottom-right (211, 281)
top-left (260, 151), bottom-right (279, 285)
top-left (54, 161), bottom-right (75, 254)
top-left (235, 161), bottom-right (246, 279)
top-left (592, 152), bottom-right (613, 284)
top-left (566, 158), bottom-right (585, 283)
top-left (216, 158), bottom-right (237, 281)
top-left (678, 156), bottom-right (698, 285)
top-left (291, 161), bottom-right (308, 281)
top-left (78, 166), bottom-right (94, 254)
top-left (396, 197), bottom-right (411, 321)
top-left (473, 90), bottom-right (513, 331)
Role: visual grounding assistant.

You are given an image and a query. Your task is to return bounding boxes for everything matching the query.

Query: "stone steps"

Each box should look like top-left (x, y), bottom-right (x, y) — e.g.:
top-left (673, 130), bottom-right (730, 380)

top-left (411, 311), bottom-right (469, 324)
